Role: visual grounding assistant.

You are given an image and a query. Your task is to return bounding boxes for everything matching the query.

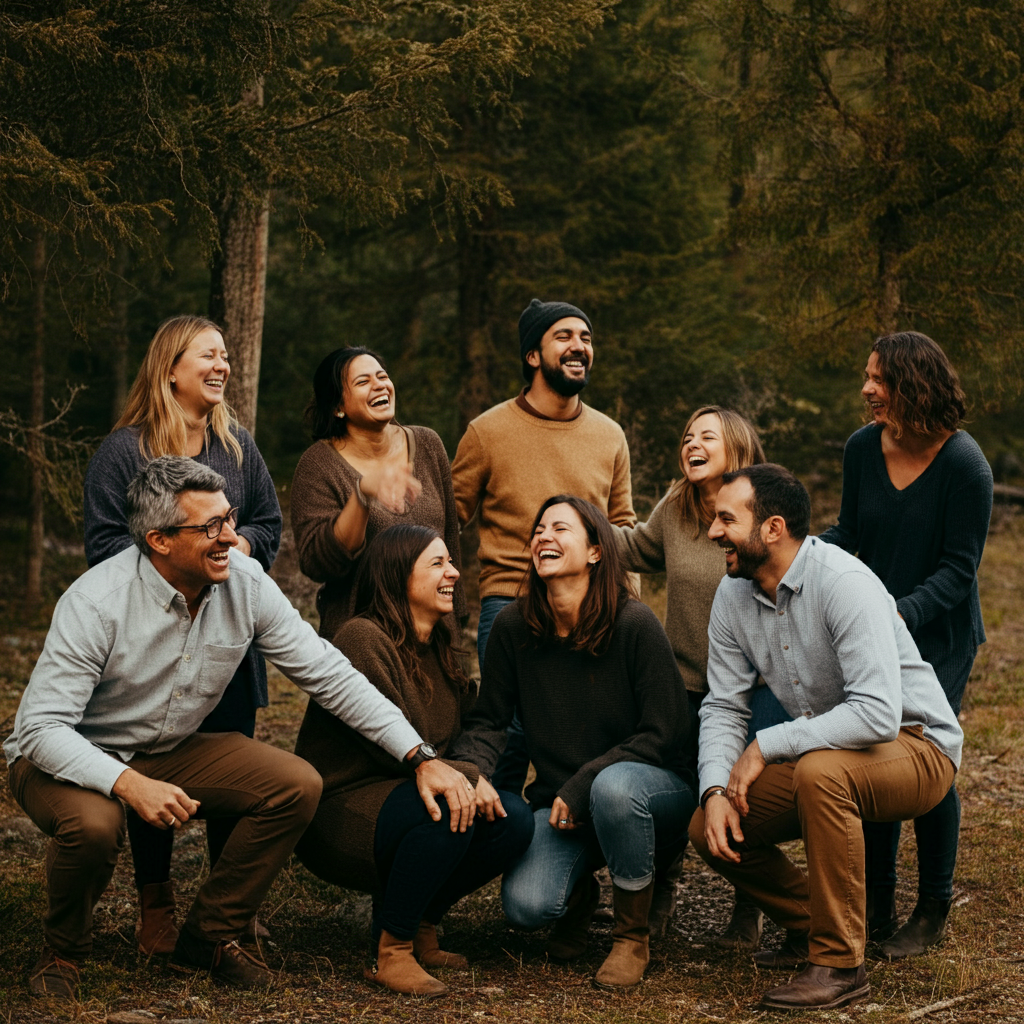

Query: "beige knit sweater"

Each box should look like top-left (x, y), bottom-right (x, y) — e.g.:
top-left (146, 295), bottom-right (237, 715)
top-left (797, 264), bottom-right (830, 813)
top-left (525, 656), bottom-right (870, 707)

top-left (452, 398), bottom-right (636, 598)
top-left (612, 491), bottom-right (727, 693)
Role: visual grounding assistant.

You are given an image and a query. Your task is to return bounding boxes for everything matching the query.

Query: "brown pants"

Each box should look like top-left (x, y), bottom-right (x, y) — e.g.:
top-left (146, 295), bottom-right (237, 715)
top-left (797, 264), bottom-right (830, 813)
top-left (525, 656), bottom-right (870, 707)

top-left (689, 727), bottom-right (954, 967)
top-left (9, 733), bottom-right (322, 958)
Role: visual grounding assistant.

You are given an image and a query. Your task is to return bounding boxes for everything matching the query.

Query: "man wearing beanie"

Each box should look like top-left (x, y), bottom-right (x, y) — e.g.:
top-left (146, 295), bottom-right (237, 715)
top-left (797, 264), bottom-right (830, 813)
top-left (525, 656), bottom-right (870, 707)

top-left (451, 298), bottom-right (636, 792)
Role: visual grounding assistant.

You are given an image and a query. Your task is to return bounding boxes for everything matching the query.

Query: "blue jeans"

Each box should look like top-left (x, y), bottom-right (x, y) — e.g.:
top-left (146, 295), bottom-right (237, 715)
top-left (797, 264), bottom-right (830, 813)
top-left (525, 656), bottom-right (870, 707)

top-left (501, 762), bottom-right (696, 929)
top-left (477, 596), bottom-right (529, 794)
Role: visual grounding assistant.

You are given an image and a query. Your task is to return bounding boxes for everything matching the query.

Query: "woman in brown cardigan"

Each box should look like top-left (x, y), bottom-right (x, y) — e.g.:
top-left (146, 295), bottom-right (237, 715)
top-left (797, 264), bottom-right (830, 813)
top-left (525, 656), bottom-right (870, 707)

top-left (294, 524), bottom-right (533, 997)
top-left (290, 346), bottom-right (463, 639)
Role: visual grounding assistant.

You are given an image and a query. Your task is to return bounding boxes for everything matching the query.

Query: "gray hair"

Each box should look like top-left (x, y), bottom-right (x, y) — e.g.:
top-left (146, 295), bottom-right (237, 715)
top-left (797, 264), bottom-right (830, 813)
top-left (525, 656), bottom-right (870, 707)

top-left (127, 456), bottom-right (228, 553)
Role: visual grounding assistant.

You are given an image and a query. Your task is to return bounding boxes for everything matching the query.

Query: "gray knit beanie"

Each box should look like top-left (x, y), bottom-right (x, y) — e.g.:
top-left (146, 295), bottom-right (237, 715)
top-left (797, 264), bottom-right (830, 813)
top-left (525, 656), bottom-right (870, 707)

top-left (518, 298), bottom-right (592, 360)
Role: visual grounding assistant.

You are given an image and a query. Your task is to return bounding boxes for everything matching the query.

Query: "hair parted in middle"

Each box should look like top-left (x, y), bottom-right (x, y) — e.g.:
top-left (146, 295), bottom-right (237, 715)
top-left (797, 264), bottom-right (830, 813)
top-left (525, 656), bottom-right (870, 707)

top-left (115, 314), bottom-right (243, 466)
top-left (351, 523), bottom-right (469, 694)
top-left (126, 455), bottom-right (227, 554)
top-left (666, 405), bottom-right (765, 537)
top-left (518, 494), bottom-right (629, 657)
top-left (870, 331), bottom-right (967, 440)
top-left (722, 463), bottom-right (811, 542)
top-left (306, 346), bottom-right (386, 441)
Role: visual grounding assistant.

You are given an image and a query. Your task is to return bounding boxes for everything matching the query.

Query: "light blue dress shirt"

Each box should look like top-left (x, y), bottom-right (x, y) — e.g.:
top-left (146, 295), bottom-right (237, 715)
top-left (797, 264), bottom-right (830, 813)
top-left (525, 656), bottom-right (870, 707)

top-left (698, 536), bottom-right (964, 795)
top-left (4, 546), bottom-right (423, 796)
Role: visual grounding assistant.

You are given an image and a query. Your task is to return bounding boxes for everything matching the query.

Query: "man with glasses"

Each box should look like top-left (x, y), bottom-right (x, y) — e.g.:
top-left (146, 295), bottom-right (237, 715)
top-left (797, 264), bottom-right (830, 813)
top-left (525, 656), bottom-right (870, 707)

top-left (4, 456), bottom-right (475, 998)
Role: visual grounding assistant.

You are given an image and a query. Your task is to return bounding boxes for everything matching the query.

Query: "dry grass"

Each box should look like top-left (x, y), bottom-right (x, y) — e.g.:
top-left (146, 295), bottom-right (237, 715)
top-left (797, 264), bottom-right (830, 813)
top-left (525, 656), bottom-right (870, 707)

top-left (1, 508), bottom-right (1023, 1023)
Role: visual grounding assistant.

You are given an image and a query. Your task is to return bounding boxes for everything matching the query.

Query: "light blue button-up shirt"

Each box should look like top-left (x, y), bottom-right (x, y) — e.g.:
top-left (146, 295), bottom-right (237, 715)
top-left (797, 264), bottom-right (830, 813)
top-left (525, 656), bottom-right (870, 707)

top-left (4, 546), bottom-right (423, 796)
top-left (698, 536), bottom-right (964, 795)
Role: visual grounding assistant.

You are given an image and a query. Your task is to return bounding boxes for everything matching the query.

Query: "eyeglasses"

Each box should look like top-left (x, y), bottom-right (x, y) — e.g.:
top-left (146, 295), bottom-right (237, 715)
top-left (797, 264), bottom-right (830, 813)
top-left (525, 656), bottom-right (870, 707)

top-left (161, 507), bottom-right (239, 540)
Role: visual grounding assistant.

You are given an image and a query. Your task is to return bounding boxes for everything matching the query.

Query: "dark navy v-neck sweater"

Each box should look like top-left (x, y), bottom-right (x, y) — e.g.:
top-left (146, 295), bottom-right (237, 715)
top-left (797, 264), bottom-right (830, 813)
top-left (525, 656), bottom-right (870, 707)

top-left (819, 424), bottom-right (993, 692)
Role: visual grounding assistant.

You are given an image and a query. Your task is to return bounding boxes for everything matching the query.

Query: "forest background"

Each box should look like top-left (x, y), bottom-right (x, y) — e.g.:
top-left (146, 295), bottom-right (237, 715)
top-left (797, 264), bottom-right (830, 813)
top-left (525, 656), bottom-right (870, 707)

top-left (3, 0), bottom-right (1024, 611)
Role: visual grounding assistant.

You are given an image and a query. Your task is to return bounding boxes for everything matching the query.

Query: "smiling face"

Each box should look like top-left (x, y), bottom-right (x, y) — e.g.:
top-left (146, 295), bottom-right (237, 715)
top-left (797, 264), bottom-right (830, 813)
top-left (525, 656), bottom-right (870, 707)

top-left (171, 328), bottom-right (230, 420)
top-left (157, 489), bottom-right (237, 596)
top-left (708, 477), bottom-right (770, 580)
top-left (681, 412), bottom-right (729, 490)
top-left (406, 538), bottom-right (460, 632)
top-left (530, 502), bottom-right (601, 581)
top-left (529, 317), bottom-right (594, 398)
top-left (339, 354), bottom-right (396, 428)
top-left (862, 351), bottom-right (891, 426)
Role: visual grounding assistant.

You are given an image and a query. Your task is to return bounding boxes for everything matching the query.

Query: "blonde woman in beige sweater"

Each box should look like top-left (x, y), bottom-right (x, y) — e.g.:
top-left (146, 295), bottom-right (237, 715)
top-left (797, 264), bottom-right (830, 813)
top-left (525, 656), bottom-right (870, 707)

top-left (614, 406), bottom-right (769, 947)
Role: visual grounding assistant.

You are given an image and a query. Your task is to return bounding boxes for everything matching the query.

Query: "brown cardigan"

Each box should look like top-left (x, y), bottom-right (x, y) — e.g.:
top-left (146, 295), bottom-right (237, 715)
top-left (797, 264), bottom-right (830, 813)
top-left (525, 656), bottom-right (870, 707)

top-left (294, 616), bottom-right (479, 892)
top-left (290, 426), bottom-right (464, 638)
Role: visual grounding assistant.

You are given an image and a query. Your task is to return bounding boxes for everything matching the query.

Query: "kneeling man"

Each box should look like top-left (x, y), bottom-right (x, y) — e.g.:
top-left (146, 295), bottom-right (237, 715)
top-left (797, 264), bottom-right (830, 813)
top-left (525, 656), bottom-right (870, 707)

top-left (689, 464), bottom-right (962, 1011)
top-left (4, 457), bottom-right (473, 997)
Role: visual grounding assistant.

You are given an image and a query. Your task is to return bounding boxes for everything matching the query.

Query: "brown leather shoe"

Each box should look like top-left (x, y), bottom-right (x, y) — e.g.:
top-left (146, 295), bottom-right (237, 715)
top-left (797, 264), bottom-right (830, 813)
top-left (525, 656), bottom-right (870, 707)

top-left (760, 963), bottom-right (870, 1010)
top-left (413, 921), bottom-right (468, 969)
top-left (547, 872), bottom-right (601, 962)
top-left (172, 931), bottom-right (274, 990)
top-left (648, 853), bottom-right (684, 940)
top-left (713, 889), bottom-right (764, 951)
top-left (136, 881), bottom-right (179, 955)
top-left (365, 929), bottom-right (447, 998)
top-left (239, 914), bottom-right (271, 948)
top-left (752, 929), bottom-right (809, 969)
top-left (28, 947), bottom-right (80, 999)
top-left (592, 881), bottom-right (654, 990)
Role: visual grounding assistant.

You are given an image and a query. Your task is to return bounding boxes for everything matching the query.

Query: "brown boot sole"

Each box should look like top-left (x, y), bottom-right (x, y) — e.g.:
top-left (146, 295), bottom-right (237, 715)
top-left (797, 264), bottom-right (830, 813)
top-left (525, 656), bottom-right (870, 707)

top-left (760, 981), bottom-right (870, 1011)
top-left (363, 965), bottom-right (447, 999)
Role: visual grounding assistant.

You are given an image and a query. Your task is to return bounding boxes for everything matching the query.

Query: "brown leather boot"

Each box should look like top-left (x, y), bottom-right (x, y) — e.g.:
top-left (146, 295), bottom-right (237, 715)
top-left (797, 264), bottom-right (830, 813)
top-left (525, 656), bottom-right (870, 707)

top-left (547, 872), bottom-right (601, 962)
top-left (592, 881), bottom-right (654, 990)
top-left (365, 930), bottom-right (447, 997)
top-left (135, 881), bottom-right (178, 955)
top-left (413, 922), bottom-right (468, 969)
top-left (713, 887), bottom-right (764, 951)
top-left (760, 963), bottom-right (870, 1010)
top-left (648, 854), bottom-right (684, 941)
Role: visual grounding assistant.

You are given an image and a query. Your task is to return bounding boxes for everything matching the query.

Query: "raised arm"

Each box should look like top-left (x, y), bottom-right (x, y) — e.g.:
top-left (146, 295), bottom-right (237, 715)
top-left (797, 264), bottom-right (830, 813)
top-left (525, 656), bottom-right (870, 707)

top-left (611, 491), bottom-right (669, 574)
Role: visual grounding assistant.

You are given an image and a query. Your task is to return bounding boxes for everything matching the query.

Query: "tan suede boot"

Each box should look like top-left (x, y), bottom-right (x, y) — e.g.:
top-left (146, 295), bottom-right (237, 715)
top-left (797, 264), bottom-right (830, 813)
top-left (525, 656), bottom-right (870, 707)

top-left (547, 872), bottom-right (601, 962)
top-left (135, 881), bottom-right (178, 955)
top-left (364, 930), bottom-right (447, 997)
top-left (593, 881), bottom-right (654, 990)
top-left (413, 922), bottom-right (468, 969)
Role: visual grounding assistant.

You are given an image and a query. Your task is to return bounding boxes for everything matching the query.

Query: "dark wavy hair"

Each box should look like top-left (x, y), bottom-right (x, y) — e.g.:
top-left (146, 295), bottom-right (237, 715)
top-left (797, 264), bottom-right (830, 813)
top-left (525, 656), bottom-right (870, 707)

top-left (870, 332), bottom-right (967, 439)
top-left (518, 494), bottom-right (630, 656)
top-left (305, 346), bottom-right (386, 440)
top-left (351, 524), bottom-right (469, 695)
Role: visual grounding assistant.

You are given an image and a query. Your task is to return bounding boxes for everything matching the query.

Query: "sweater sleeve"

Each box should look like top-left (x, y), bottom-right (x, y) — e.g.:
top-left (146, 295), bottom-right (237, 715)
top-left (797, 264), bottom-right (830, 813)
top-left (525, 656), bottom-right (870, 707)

top-left (612, 492), bottom-right (668, 573)
top-left (558, 606), bottom-right (690, 820)
top-left (450, 424), bottom-right (488, 527)
top-left (235, 428), bottom-right (282, 571)
top-left (83, 431), bottom-right (143, 567)
top-left (818, 430), bottom-right (863, 552)
top-left (606, 431), bottom-right (637, 529)
top-left (290, 444), bottom-right (361, 583)
top-left (896, 442), bottom-right (993, 635)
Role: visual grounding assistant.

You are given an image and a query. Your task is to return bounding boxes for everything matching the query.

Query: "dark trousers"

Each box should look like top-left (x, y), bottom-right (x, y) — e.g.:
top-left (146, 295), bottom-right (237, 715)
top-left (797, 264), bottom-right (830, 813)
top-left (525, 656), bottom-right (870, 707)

top-left (372, 780), bottom-right (534, 941)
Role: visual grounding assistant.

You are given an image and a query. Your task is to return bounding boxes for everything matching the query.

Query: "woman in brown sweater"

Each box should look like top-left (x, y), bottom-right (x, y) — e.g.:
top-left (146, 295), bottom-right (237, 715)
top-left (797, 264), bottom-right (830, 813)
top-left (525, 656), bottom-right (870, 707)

top-left (294, 524), bottom-right (533, 997)
top-left (290, 347), bottom-right (463, 639)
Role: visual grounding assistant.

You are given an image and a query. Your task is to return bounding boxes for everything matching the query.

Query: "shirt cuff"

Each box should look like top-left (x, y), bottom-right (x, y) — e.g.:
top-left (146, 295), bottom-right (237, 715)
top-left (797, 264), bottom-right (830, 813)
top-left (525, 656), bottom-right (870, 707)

top-left (754, 722), bottom-right (794, 764)
top-left (376, 720), bottom-right (425, 763)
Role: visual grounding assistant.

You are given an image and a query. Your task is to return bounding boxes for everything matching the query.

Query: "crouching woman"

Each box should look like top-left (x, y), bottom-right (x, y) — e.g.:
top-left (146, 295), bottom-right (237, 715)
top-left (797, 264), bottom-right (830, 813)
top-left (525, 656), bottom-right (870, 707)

top-left (449, 495), bottom-right (696, 989)
top-left (294, 524), bottom-right (534, 997)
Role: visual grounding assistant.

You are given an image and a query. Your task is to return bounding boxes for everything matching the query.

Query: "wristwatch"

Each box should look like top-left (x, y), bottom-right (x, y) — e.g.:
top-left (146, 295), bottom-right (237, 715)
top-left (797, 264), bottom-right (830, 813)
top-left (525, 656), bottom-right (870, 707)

top-left (700, 786), bottom-right (728, 810)
top-left (407, 742), bottom-right (438, 771)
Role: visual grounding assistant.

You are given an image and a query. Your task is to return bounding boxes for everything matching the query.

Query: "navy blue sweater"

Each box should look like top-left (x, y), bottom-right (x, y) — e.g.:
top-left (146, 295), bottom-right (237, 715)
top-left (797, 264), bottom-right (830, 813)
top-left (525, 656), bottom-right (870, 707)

top-left (819, 424), bottom-right (992, 691)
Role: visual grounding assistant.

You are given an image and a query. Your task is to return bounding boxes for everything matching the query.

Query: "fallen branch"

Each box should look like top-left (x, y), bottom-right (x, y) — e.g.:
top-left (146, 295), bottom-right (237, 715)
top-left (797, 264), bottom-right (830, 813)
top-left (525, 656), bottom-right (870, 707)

top-left (907, 995), bottom-right (969, 1019)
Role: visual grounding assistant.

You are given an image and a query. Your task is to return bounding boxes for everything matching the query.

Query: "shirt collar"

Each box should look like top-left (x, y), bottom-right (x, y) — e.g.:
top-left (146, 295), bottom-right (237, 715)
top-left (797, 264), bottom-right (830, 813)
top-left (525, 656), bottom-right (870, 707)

top-left (136, 548), bottom-right (217, 612)
top-left (777, 535), bottom-right (816, 596)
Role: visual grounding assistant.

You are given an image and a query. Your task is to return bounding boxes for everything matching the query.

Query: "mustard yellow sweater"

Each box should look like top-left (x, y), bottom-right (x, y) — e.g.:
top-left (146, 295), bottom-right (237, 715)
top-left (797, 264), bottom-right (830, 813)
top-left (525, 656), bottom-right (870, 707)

top-left (452, 398), bottom-right (636, 598)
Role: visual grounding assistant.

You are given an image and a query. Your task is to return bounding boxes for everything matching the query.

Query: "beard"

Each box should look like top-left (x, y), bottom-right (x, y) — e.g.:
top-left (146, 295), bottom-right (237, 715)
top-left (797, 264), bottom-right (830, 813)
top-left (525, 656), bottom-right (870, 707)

top-left (724, 528), bottom-right (770, 579)
top-left (540, 352), bottom-right (590, 397)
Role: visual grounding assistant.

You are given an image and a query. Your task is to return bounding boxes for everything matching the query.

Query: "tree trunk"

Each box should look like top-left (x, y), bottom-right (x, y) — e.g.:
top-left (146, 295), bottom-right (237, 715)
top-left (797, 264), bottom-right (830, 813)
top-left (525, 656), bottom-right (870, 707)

top-left (25, 232), bottom-right (46, 608)
top-left (208, 79), bottom-right (269, 437)
top-left (108, 243), bottom-right (130, 426)
top-left (456, 213), bottom-right (499, 433)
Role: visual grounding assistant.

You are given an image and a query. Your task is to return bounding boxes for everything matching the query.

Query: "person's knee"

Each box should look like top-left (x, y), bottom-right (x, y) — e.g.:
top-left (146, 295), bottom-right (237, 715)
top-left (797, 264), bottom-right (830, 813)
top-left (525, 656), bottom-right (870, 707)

top-left (792, 751), bottom-right (849, 808)
top-left (589, 764), bottom-right (643, 827)
top-left (275, 754), bottom-right (324, 822)
top-left (502, 874), bottom-right (558, 931)
top-left (496, 794), bottom-right (535, 856)
top-left (688, 808), bottom-right (710, 860)
top-left (58, 800), bottom-right (125, 864)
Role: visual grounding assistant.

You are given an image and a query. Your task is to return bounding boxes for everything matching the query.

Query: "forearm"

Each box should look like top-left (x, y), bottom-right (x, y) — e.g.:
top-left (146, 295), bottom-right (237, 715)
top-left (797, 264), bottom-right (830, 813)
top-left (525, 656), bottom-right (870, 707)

top-left (330, 489), bottom-right (371, 554)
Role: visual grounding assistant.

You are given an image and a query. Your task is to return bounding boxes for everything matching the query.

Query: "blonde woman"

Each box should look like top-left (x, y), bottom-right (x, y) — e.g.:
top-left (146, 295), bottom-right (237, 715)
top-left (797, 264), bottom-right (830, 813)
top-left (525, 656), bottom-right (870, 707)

top-left (83, 314), bottom-right (281, 954)
top-left (613, 406), bottom-right (771, 947)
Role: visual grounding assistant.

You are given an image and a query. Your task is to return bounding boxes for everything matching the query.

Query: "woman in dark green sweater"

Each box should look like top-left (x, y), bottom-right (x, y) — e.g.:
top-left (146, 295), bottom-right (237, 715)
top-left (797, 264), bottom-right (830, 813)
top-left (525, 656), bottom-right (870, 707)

top-left (821, 331), bottom-right (993, 957)
top-left (451, 495), bottom-right (696, 990)
top-left (294, 525), bottom-right (533, 997)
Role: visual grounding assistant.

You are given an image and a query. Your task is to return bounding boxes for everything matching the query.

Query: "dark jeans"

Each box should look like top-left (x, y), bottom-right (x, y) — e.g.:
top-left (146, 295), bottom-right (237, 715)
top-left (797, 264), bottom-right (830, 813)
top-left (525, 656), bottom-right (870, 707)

top-left (864, 649), bottom-right (975, 902)
top-left (127, 662), bottom-right (258, 888)
top-left (477, 595), bottom-right (529, 794)
top-left (372, 780), bottom-right (535, 941)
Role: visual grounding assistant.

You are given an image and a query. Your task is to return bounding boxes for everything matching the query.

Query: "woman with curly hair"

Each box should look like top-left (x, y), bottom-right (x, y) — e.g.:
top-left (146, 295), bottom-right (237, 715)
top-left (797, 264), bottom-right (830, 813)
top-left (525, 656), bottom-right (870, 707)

top-left (821, 331), bottom-right (993, 958)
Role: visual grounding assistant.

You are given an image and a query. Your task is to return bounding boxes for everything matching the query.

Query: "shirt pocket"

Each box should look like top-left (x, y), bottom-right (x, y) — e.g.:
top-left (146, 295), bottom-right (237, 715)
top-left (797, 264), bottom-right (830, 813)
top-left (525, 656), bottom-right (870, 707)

top-left (199, 642), bottom-right (250, 698)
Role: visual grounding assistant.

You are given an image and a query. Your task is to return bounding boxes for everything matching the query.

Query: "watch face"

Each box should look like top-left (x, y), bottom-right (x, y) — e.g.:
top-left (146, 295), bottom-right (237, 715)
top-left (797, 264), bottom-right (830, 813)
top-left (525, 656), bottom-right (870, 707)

top-left (421, 743), bottom-right (438, 758)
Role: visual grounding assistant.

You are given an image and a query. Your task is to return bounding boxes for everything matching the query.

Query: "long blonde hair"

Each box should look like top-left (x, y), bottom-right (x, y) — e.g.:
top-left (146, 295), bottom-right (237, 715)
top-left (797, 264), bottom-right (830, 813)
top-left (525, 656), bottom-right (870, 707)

top-left (666, 405), bottom-right (765, 537)
top-left (115, 315), bottom-right (243, 465)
